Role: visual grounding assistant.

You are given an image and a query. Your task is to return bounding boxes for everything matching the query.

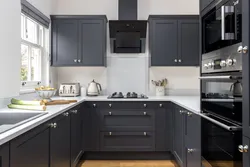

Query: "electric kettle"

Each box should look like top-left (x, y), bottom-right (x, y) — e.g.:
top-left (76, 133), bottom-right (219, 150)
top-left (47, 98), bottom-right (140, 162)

top-left (230, 80), bottom-right (243, 97)
top-left (87, 80), bottom-right (102, 96)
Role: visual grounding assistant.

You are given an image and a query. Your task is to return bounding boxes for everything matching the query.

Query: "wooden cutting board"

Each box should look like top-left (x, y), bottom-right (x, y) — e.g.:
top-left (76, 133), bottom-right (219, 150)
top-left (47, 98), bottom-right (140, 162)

top-left (45, 100), bottom-right (77, 105)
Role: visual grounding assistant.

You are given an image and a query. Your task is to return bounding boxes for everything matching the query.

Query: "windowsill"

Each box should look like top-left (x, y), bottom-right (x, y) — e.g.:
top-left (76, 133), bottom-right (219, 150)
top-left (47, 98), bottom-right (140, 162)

top-left (20, 89), bottom-right (36, 95)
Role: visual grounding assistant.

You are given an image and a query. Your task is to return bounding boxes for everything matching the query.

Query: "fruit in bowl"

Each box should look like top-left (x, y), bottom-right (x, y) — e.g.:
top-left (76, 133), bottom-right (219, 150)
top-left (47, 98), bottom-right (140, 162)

top-left (35, 86), bottom-right (57, 101)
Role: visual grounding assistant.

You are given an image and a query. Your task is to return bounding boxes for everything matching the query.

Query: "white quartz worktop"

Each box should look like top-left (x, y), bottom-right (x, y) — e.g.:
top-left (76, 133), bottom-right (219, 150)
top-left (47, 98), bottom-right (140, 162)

top-left (0, 95), bottom-right (200, 145)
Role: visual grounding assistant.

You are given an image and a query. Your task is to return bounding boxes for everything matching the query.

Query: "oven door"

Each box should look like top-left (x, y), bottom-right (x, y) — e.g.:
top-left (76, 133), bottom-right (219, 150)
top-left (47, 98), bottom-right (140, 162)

top-left (202, 0), bottom-right (242, 54)
top-left (201, 113), bottom-right (242, 167)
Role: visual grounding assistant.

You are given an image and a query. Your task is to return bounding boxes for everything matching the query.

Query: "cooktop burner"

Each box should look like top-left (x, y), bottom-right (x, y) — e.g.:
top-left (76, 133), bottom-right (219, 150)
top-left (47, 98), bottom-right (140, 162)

top-left (108, 92), bottom-right (148, 99)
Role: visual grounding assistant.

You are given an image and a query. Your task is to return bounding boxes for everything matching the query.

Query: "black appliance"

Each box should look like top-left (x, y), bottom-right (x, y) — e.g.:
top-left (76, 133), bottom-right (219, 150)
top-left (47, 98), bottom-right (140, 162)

top-left (201, 0), bottom-right (242, 54)
top-left (200, 15), bottom-right (243, 166)
top-left (108, 92), bottom-right (148, 99)
top-left (109, 0), bottom-right (147, 53)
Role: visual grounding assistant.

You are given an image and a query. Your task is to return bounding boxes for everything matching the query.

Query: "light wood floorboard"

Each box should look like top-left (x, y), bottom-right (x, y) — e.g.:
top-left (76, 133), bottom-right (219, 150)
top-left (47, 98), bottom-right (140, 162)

top-left (80, 160), bottom-right (177, 167)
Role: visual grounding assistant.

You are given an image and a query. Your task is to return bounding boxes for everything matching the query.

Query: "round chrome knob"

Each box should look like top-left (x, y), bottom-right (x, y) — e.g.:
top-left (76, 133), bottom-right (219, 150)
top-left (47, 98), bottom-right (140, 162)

top-left (244, 145), bottom-right (249, 152)
top-left (226, 59), bottom-right (233, 66)
top-left (144, 104), bottom-right (147, 108)
top-left (179, 110), bottom-right (184, 114)
top-left (50, 123), bottom-right (57, 128)
top-left (109, 132), bottom-right (112, 136)
top-left (208, 63), bottom-right (212, 68)
top-left (109, 104), bottom-right (112, 108)
top-left (243, 46), bottom-right (248, 54)
top-left (74, 59), bottom-right (77, 63)
top-left (239, 145), bottom-right (244, 152)
top-left (187, 112), bottom-right (193, 117)
top-left (220, 60), bottom-right (226, 67)
top-left (63, 112), bottom-right (69, 117)
top-left (144, 132), bottom-right (147, 136)
top-left (93, 104), bottom-right (96, 108)
top-left (188, 148), bottom-right (194, 153)
top-left (144, 112), bottom-right (147, 116)
top-left (159, 104), bottom-right (163, 108)
top-left (204, 64), bottom-right (208, 69)
top-left (238, 46), bottom-right (243, 53)
top-left (109, 112), bottom-right (112, 116)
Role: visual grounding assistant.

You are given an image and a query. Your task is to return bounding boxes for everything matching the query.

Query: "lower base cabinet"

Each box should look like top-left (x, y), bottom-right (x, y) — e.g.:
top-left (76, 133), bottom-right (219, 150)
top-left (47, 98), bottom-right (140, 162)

top-left (10, 123), bottom-right (50, 167)
top-left (0, 143), bottom-right (9, 167)
top-left (50, 113), bottom-right (71, 167)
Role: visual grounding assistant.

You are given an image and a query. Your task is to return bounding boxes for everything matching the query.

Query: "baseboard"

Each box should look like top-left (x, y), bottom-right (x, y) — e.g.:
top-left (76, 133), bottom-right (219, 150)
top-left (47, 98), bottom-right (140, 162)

top-left (81, 151), bottom-right (175, 160)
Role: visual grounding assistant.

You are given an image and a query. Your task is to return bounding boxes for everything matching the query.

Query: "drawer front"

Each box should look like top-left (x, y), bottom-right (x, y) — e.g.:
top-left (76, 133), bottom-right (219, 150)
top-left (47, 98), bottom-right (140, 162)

top-left (100, 132), bottom-right (155, 151)
top-left (100, 109), bottom-right (155, 131)
top-left (86, 102), bottom-right (165, 109)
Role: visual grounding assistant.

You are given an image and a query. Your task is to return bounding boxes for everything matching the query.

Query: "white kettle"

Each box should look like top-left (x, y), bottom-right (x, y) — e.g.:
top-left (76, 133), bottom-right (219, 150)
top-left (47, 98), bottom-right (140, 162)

top-left (87, 80), bottom-right (102, 96)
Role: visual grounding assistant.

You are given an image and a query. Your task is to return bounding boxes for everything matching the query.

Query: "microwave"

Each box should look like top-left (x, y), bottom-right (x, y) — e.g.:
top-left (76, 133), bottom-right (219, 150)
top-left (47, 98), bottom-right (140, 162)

top-left (201, 0), bottom-right (242, 54)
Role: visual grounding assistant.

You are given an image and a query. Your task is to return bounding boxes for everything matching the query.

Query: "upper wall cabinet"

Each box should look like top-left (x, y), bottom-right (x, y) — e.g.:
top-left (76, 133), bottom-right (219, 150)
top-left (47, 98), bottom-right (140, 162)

top-left (51, 15), bottom-right (107, 67)
top-left (149, 15), bottom-right (199, 67)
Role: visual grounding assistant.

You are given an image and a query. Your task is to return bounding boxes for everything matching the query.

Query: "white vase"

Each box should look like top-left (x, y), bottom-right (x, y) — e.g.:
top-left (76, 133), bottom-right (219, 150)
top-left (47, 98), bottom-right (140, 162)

top-left (155, 86), bottom-right (165, 96)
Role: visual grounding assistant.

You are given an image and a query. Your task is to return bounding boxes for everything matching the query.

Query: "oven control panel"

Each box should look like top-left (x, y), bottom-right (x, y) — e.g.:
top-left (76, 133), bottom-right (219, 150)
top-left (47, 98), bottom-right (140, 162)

top-left (202, 43), bottom-right (242, 73)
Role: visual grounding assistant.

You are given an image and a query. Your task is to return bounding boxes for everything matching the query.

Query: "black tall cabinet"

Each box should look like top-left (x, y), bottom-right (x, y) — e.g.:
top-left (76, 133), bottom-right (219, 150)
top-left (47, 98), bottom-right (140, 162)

top-left (242, 0), bottom-right (250, 165)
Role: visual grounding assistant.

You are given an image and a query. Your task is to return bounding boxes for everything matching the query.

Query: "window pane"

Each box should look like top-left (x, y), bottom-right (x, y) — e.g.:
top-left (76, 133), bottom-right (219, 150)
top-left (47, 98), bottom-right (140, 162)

top-left (21, 44), bottom-right (29, 81)
top-left (31, 48), bottom-right (41, 81)
top-left (26, 18), bottom-right (38, 44)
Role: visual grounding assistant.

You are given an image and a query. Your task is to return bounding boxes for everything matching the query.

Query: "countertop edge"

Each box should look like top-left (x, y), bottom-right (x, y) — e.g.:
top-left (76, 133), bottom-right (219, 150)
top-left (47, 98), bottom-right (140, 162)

top-left (0, 96), bottom-right (200, 146)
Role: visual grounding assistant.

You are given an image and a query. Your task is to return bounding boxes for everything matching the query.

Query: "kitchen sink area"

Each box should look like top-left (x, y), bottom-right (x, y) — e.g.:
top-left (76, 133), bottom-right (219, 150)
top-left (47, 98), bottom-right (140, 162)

top-left (0, 112), bottom-right (48, 134)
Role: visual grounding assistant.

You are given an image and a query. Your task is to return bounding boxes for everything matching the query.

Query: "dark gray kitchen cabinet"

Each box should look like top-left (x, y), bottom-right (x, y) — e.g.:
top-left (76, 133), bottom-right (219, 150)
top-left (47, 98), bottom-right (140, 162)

top-left (155, 103), bottom-right (173, 151)
top-left (52, 19), bottom-right (78, 66)
top-left (200, 0), bottom-right (214, 12)
top-left (178, 19), bottom-right (199, 66)
top-left (10, 122), bottom-right (50, 167)
top-left (185, 111), bottom-right (201, 167)
top-left (100, 131), bottom-right (155, 152)
top-left (173, 105), bottom-right (185, 167)
top-left (70, 107), bottom-right (83, 167)
top-left (149, 19), bottom-right (178, 66)
top-left (50, 112), bottom-right (70, 167)
top-left (149, 15), bottom-right (199, 67)
top-left (51, 15), bottom-right (107, 67)
top-left (242, 0), bottom-right (250, 139)
top-left (0, 143), bottom-right (9, 167)
top-left (78, 19), bottom-right (106, 66)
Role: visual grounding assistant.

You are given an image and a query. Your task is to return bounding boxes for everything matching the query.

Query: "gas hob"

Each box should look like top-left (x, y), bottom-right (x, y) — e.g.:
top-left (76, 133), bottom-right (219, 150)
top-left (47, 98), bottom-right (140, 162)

top-left (108, 92), bottom-right (148, 99)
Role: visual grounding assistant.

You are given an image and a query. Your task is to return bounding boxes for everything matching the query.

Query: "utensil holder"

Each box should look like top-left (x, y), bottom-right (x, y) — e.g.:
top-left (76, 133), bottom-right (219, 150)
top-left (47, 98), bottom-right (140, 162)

top-left (156, 86), bottom-right (165, 96)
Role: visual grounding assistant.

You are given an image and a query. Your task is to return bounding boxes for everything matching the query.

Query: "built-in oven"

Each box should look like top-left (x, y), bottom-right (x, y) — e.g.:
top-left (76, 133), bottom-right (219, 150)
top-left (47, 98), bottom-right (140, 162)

top-left (202, 0), bottom-right (242, 54)
top-left (200, 35), bottom-right (243, 166)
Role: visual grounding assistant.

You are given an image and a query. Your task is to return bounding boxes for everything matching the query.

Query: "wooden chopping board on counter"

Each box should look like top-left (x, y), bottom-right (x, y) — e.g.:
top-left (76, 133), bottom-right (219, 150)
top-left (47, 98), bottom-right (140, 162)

top-left (45, 100), bottom-right (77, 105)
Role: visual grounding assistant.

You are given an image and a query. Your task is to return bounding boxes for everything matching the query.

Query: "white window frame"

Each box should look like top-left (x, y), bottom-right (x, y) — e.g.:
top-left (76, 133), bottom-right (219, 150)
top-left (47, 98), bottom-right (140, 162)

top-left (20, 13), bottom-right (46, 93)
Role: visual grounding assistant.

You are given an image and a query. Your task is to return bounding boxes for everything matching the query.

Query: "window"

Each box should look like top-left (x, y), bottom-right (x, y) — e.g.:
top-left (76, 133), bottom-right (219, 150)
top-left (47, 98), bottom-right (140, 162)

top-left (21, 14), bottom-right (45, 90)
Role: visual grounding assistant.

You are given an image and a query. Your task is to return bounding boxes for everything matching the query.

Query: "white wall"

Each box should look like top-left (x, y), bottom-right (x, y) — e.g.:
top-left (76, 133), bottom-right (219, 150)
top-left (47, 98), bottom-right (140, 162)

top-left (0, 0), bottom-right (21, 98)
top-left (54, 0), bottom-right (200, 95)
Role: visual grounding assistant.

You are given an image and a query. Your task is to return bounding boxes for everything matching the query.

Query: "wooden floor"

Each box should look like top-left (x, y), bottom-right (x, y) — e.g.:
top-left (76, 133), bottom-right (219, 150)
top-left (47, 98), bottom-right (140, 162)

top-left (80, 160), bottom-right (177, 167)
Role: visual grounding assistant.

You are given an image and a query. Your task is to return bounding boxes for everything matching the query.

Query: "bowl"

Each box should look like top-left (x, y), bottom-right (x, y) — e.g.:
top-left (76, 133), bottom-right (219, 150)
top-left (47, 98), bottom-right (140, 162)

top-left (36, 90), bottom-right (57, 101)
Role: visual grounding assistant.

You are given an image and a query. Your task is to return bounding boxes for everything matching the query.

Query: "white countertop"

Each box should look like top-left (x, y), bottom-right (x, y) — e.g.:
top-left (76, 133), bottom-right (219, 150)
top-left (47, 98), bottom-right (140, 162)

top-left (0, 95), bottom-right (200, 145)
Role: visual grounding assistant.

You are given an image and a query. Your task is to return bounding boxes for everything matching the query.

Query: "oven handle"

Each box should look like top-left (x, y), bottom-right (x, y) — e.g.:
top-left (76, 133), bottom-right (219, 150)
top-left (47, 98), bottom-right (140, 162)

top-left (199, 76), bottom-right (242, 80)
top-left (200, 113), bottom-right (242, 131)
top-left (221, 5), bottom-right (235, 40)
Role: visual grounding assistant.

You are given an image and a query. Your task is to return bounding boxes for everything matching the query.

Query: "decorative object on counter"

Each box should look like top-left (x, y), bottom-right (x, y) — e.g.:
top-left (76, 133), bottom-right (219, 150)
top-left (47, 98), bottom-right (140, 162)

top-left (59, 83), bottom-right (80, 97)
top-left (87, 80), bottom-right (102, 96)
top-left (35, 86), bottom-right (57, 101)
top-left (8, 98), bottom-right (46, 111)
top-left (151, 79), bottom-right (168, 96)
top-left (230, 80), bottom-right (242, 97)
top-left (81, 86), bottom-right (87, 96)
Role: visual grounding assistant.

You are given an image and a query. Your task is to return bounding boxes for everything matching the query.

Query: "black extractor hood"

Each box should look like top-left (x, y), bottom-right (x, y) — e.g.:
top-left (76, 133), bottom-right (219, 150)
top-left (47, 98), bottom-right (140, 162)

top-left (109, 0), bottom-right (147, 53)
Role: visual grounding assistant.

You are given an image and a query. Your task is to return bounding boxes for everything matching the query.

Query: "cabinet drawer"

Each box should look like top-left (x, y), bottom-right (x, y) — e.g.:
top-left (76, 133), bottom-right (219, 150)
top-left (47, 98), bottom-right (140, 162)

top-left (100, 109), bottom-right (155, 131)
top-left (100, 132), bottom-right (155, 151)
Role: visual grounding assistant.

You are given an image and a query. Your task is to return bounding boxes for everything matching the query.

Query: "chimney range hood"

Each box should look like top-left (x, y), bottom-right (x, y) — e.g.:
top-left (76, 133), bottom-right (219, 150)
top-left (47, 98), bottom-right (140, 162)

top-left (109, 0), bottom-right (147, 53)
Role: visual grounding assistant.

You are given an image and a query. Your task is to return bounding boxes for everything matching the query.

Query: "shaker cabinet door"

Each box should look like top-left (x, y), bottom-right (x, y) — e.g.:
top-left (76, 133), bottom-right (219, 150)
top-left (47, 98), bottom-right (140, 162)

top-left (78, 20), bottom-right (106, 66)
top-left (150, 19), bottom-right (178, 66)
top-left (50, 114), bottom-right (70, 167)
top-left (178, 19), bottom-right (199, 66)
top-left (52, 19), bottom-right (78, 66)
